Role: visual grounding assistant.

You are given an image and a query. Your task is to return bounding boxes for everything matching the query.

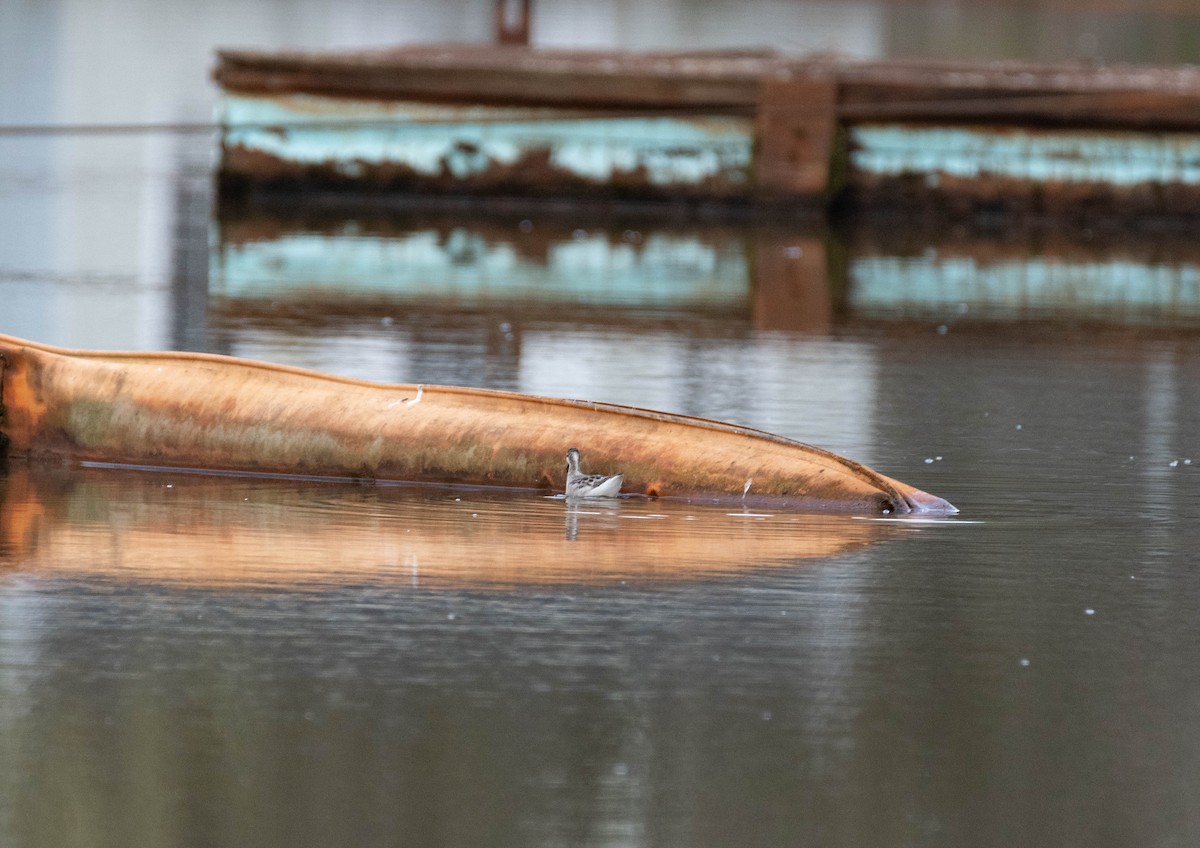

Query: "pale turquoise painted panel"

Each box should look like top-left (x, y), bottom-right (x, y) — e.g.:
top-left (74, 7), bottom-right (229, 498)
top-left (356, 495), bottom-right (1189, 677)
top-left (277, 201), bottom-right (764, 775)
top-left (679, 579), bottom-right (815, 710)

top-left (851, 125), bottom-right (1200, 186)
top-left (221, 93), bottom-right (753, 186)
top-left (211, 229), bottom-right (749, 308)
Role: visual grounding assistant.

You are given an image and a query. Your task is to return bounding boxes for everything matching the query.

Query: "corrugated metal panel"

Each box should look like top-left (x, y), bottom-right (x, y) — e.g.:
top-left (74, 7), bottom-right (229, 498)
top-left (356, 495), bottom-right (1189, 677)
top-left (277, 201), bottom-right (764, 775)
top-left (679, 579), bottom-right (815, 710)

top-left (220, 93), bottom-right (754, 194)
top-left (851, 124), bottom-right (1200, 186)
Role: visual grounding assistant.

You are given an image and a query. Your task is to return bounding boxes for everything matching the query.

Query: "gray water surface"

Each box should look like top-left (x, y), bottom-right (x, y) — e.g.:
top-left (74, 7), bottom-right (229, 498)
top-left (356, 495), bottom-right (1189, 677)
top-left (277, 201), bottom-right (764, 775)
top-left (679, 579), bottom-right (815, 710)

top-left (4, 294), bottom-right (1200, 846)
top-left (5, 17), bottom-right (1200, 843)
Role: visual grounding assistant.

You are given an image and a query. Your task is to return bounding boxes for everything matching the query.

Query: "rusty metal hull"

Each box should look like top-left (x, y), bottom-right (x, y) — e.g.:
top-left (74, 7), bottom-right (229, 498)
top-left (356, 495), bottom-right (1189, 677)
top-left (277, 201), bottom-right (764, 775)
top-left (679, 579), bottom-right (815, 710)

top-left (0, 334), bottom-right (955, 515)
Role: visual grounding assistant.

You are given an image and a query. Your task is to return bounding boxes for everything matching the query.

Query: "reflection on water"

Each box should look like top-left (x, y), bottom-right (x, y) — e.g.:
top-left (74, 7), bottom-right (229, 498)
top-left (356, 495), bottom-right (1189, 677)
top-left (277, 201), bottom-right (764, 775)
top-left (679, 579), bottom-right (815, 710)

top-left (5, 389), bottom-right (1200, 846)
top-left (848, 226), bottom-right (1200, 327)
top-left (9, 96), bottom-right (1200, 848)
top-left (0, 467), bottom-right (903, 588)
top-left (8, 2), bottom-right (1200, 844)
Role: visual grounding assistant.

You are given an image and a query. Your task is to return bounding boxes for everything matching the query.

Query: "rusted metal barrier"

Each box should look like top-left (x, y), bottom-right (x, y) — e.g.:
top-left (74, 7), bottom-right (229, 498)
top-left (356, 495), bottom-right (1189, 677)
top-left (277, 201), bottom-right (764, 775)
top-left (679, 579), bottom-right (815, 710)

top-left (213, 45), bottom-right (1200, 220)
top-left (0, 334), bottom-right (954, 515)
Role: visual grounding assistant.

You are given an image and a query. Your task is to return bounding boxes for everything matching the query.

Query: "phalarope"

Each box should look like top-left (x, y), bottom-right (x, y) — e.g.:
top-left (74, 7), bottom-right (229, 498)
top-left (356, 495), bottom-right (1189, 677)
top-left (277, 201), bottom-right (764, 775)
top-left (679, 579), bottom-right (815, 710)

top-left (565, 447), bottom-right (623, 498)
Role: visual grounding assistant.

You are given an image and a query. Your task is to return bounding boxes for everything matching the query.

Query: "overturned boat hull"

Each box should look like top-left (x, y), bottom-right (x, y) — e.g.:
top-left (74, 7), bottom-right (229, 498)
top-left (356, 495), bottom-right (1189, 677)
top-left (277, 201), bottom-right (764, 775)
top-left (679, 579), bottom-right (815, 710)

top-left (0, 334), bottom-right (954, 515)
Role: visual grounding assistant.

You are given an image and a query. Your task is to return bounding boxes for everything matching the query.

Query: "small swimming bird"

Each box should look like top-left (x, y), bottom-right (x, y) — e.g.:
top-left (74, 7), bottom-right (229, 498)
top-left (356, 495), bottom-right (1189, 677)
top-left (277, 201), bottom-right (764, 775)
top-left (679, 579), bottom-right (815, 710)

top-left (565, 447), bottom-right (623, 498)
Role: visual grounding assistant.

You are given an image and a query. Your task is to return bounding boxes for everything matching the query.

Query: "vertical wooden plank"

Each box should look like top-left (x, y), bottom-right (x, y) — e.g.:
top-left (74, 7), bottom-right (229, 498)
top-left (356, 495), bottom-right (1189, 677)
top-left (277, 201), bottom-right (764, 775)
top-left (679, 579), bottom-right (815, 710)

top-left (755, 75), bottom-right (838, 200)
top-left (495, 0), bottom-right (531, 46)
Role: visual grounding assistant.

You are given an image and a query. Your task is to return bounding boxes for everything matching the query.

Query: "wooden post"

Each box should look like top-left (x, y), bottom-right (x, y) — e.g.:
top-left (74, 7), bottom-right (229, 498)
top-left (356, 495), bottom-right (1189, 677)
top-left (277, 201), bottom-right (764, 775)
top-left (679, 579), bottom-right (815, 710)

top-left (755, 75), bottom-right (838, 201)
top-left (495, 0), bottom-right (531, 45)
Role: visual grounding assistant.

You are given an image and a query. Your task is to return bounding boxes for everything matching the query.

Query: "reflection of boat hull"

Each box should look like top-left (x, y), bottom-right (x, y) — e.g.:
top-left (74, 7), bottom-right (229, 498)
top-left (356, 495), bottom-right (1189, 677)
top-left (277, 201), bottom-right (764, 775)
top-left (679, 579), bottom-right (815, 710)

top-left (0, 467), bottom-right (902, 587)
top-left (0, 334), bottom-right (954, 514)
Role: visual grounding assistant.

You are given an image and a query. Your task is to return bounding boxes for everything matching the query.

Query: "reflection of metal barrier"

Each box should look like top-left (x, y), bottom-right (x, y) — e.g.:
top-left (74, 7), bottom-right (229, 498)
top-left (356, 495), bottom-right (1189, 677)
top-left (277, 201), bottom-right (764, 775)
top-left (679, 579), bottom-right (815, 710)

top-left (212, 221), bottom-right (750, 309)
top-left (847, 233), bottom-right (1200, 328)
top-left (210, 215), bottom-right (837, 335)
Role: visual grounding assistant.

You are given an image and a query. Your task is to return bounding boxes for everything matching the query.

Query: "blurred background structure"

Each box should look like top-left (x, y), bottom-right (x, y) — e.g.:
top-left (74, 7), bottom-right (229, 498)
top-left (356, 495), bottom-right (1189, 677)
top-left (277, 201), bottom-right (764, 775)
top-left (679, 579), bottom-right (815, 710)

top-left (5, 0), bottom-right (1200, 350)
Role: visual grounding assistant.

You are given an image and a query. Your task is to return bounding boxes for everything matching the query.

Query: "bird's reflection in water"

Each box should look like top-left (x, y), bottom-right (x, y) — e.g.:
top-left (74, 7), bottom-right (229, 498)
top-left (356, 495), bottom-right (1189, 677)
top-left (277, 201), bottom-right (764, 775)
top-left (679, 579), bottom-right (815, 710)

top-left (564, 498), bottom-right (623, 541)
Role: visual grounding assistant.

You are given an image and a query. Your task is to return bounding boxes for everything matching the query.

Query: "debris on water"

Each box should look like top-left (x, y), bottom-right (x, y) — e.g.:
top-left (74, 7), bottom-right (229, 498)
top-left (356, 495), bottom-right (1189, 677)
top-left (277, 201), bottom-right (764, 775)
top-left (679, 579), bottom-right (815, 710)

top-left (1019, 658), bottom-right (1031, 667)
top-left (936, 324), bottom-right (948, 335)
top-left (858, 515), bottom-right (983, 524)
top-left (1187, 459), bottom-right (1193, 465)
top-left (1085, 608), bottom-right (1095, 616)
top-left (761, 710), bottom-right (773, 721)
top-left (1169, 460), bottom-right (1179, 468)
top-left (936, 456), bottom-right (943, 461)
top-left (381, 316), bottom-right (394, 327)
top-left (518, 219), bottom-right (533, 233)
top-left (783, 245), bottom-right (804, 259)
top-left (1015, 423), bottom-right (1023, 430)
top-left (924, 457), bottom-right (934, 464)
top-left (447, 613), bottom-right (456, 621)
